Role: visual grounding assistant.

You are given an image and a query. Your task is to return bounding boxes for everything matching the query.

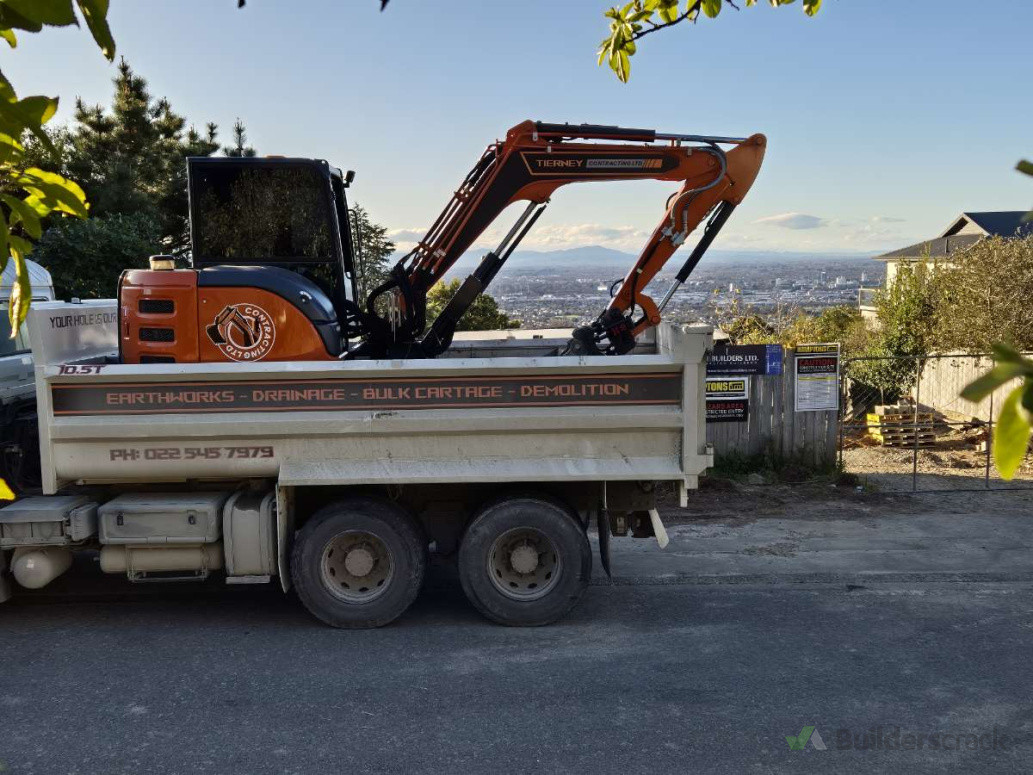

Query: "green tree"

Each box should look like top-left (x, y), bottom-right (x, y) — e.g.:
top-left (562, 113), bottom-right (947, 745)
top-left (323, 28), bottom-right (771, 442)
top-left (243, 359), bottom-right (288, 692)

top-left (350, 204), bottom-right (395, 304)
top-left (65, 59), bottom-right (220, 254)
top-left (32, 212), bottom-right (160, 300)
top-left (851, 262), bottom-right (939, 397)
top-left (934, 236), bottom-right (1033, 353)
top-left (0, 0), bottom-right (113, 333)
top-left (780, 305), bottom-right (869, 353)
top-left (426, 279), bottom-right (519, 332)
top-left (724, 312), bottom-right (772, 344)
top-left (956, 239), bottom-right (1033, 480)
top-left (224, 119), bottom-right (256, 158)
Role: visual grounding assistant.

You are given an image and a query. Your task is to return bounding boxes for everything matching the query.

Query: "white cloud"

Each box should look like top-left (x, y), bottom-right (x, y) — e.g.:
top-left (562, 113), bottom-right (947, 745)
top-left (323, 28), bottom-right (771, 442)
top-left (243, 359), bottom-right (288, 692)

top-left (870, 215), bottom-right (906, 224)
top-left (389, 222), bottom-right (652, 253)
top-left (518, 223), bottom-right (650, 251)
top-left (386, 228), bottom-right (426, 244)
top-left (753, 212), bottom-right (828, 230)
top-left (385, 215), bottom-right (915, 257)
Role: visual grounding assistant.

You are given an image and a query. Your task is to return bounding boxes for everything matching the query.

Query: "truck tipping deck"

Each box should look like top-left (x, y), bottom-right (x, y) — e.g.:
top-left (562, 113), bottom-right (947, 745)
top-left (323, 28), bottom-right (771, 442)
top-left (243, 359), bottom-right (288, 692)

top-left (1, 301), bottom-right (713, 627)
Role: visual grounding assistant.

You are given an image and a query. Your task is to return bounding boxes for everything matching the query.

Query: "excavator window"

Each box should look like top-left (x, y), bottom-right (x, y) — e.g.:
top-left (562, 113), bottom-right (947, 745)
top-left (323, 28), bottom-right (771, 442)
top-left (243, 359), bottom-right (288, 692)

top-left (186, 156), bottom-right (359, 334)
top-left (188, 158), bottom-right (339, 265)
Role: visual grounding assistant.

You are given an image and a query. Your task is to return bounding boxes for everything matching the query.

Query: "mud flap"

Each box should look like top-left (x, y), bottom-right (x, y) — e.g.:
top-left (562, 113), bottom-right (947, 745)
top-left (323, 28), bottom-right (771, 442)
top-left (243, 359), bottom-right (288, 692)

top-left (597, 508), bottom-right (612, 580)
top-left (648, 508), bottom-right (670, 549)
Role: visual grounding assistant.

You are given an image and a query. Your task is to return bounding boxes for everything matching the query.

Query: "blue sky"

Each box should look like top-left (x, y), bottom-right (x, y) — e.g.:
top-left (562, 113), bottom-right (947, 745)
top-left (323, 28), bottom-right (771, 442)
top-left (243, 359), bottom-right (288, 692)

top-left (4, 0), bottom-right (1031, 256)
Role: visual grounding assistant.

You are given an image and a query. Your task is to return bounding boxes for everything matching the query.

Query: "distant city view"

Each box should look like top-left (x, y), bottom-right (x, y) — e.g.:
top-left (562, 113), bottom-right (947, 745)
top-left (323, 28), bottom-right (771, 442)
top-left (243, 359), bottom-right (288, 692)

top-left (440, 247), bottom-right (880, 329)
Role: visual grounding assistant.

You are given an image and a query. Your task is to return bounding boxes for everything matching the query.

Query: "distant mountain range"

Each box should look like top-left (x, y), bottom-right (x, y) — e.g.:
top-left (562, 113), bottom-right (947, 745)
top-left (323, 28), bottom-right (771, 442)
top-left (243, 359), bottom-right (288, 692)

top-left (391, 244), bottom-right (875, 273)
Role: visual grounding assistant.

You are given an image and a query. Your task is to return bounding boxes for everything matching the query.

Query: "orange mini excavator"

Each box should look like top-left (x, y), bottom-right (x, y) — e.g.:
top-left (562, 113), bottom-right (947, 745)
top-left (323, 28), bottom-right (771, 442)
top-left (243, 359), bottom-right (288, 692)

top-left (119, 121), bottom-right (765, 364)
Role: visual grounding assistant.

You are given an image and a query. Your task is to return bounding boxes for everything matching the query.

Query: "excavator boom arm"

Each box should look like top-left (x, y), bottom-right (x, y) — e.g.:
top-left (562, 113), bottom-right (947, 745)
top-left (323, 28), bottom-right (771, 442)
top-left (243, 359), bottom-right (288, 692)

top-left (361, 120), bottom-right (765, 357)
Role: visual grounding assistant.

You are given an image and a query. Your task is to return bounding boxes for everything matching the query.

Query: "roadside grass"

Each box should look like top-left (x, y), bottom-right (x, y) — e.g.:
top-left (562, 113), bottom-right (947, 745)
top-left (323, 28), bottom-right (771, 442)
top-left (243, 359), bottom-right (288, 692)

top-left (711, 445), bottom-right (853, 487)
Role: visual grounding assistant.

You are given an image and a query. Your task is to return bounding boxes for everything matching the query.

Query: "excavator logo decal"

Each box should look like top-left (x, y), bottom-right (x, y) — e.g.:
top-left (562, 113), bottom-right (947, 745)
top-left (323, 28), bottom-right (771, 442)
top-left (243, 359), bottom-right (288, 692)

top-left (521, 152), bottom-right (667, 176)
top-left (205, 303), bottom-right (276, 362)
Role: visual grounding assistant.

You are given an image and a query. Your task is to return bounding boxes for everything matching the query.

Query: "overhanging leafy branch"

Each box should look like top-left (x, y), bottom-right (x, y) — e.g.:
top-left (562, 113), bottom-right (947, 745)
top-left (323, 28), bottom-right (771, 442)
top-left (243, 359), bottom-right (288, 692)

top-left (0, 0), bottom-right (115, 333)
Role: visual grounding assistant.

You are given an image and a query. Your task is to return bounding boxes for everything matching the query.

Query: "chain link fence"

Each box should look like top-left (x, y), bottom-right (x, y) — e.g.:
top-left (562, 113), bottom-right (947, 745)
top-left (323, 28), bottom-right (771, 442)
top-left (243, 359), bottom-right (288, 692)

top-left (839, 353), bottom-right (1033, 492)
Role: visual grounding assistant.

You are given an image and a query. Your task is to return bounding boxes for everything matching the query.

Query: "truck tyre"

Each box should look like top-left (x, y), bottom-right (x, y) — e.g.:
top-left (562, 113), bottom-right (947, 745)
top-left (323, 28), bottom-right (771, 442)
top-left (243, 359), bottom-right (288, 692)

top-left (291, 497), bottom-right (426, 629)
top-left (459, 495), bottom-right (591, 626)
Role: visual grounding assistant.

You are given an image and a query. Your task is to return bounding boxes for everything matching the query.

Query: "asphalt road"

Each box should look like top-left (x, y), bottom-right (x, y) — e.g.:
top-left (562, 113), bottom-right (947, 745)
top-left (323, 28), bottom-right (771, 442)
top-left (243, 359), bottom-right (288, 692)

top-left (1, 580), bottom-right (1031, 774)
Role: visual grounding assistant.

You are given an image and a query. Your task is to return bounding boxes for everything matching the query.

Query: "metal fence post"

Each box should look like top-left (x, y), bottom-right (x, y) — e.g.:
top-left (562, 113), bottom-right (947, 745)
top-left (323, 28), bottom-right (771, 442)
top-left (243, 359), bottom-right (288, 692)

top-left (911, 357), bottom-right (921, 493)
top-left (838, 360), bottom-right (846, 470)
top-left (985, 388), bottom-right (994, 490)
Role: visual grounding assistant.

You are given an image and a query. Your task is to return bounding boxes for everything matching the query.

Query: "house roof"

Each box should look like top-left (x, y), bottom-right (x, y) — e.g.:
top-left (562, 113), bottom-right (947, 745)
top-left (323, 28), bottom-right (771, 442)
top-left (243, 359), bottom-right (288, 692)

top-left (942, 211), bottom-right (1033, 239)
top-left (875, 211), bottom-right (1031, 260)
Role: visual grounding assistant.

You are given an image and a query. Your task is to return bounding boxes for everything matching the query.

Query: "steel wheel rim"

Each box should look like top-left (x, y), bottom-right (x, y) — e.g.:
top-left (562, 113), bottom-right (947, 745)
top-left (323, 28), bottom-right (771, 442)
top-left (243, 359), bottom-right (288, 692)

top-left (487, 527), bottom-right (562, 601)
top-left (320, 530), bottom-right (394, 604)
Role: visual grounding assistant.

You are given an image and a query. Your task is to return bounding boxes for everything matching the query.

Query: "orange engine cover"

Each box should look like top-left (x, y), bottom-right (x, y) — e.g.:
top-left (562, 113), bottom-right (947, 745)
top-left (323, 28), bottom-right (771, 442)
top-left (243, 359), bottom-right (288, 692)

top-left (120, 269), bottom-right (337, 364)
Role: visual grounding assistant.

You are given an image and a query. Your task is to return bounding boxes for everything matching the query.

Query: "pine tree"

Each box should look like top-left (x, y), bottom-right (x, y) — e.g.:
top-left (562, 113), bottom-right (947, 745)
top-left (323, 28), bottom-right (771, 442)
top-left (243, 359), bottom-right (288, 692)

top-left (224, 119), bottom-right (257, 158)
top-left (64, 59), bottom-right (221, 254)
top-left (350, 204), bottom-right (395, 303)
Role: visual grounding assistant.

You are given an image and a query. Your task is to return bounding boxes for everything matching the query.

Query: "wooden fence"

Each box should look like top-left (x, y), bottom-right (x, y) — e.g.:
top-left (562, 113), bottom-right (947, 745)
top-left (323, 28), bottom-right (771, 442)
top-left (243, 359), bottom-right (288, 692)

top-left (705, 350), bottom-right (839, 468)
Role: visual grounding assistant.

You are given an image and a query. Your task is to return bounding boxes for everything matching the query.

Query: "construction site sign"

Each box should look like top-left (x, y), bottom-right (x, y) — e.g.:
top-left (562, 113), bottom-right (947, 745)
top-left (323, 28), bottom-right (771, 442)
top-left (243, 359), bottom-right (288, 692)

top-left (794, 343), bottom-right (840, 412)
top-left (706, 377), bottom-right (749, 423)
top-left (707, 343), bottom-right (783, 376)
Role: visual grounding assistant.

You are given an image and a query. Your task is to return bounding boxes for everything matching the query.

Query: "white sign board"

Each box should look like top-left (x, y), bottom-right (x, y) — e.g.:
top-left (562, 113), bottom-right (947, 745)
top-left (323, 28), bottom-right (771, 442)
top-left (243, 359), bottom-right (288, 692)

top-left (794, 343), bottom-right (839, 412)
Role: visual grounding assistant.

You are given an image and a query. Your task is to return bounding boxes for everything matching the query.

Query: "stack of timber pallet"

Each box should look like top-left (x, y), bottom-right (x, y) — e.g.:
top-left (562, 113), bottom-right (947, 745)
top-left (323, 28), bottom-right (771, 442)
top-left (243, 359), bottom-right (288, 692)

top-left (866, 405), bottom-right (936, 448)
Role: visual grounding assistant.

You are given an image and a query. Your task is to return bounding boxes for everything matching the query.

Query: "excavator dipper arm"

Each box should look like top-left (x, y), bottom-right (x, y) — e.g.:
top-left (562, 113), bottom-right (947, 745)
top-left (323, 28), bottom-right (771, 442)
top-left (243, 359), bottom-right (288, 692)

top-left (358, 120), bottom-right (765, 357)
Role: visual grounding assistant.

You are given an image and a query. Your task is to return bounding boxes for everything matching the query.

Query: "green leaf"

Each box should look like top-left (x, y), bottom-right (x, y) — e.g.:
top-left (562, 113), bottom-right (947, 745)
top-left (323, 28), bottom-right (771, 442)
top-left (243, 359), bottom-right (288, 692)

top-left (15, 168), bottom-right (88, 218)
top-left (0, 72), bottom-right (14, 102)
top-left (1017, 159), bottom-right (1033, 177)
top-left (12, 94), bottom-right (58, 125)
top-left (7, 233), bottom-right (31, 255)
top-left (961, 361), bottom-right (1033, 402)
top-left (0, 4), bottom-right (43, 32)
top-left (75, 0), bottom-right (114, 60)
top-left (1, 0), bottom-right (76, 27)
top-left (2, 194), bottom-right (42, 238)
top-left (991, 342), bottom-right (1029, 365)
top-left (0, 211), bottom-right (8, 276)
top-left (0, 94), bottom-right (59, 152)
top-left (1023, 381), bottom-right (1033, 416)
top-left (7, 244), bottom-right (31, 335)
top-left (19, 194), bottom-right (50, 217)
top-left (994, 385), bottom-right (1032, 480)
top-left (803, 0), bottom-right (821, 15)
top-left (0, 27), bottom-right (15, 46)
top-left (609, 47), bottom-right (632, 82)
top-left (0, 130), bottom-right (23, 164)
top-left (702, 0), bottom-right (722, 18)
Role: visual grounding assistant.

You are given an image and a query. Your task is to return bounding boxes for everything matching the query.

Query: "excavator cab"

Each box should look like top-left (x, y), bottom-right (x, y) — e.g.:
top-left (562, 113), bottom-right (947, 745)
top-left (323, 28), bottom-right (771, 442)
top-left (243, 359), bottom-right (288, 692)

top-left (119, 157), bottom-right (358, 364)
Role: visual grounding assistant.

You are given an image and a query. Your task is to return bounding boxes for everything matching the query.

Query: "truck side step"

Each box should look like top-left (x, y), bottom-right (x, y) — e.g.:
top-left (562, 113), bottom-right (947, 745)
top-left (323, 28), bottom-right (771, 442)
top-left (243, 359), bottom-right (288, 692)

top-left (225, 575), bottom-right (271, 585)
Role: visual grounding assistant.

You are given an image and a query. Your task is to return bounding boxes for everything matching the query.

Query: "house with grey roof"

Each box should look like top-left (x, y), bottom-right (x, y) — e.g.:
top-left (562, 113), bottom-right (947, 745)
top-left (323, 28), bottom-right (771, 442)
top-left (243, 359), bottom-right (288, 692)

top-left (859, 211), bottom-right (1032, 318)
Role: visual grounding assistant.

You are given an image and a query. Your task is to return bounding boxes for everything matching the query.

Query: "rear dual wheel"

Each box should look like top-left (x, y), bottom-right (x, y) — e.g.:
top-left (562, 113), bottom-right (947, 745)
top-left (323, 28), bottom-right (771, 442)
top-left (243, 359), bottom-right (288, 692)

top-left (291, 497), bottom-right (426, 629)
top-left (459, 495), bottom-right (592, 626)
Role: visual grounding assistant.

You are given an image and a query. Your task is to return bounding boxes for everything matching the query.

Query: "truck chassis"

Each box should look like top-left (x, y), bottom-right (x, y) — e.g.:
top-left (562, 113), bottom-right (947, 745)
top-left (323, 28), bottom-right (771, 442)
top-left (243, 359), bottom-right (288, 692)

top-left (0, 302), bottom-right (712, 627)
